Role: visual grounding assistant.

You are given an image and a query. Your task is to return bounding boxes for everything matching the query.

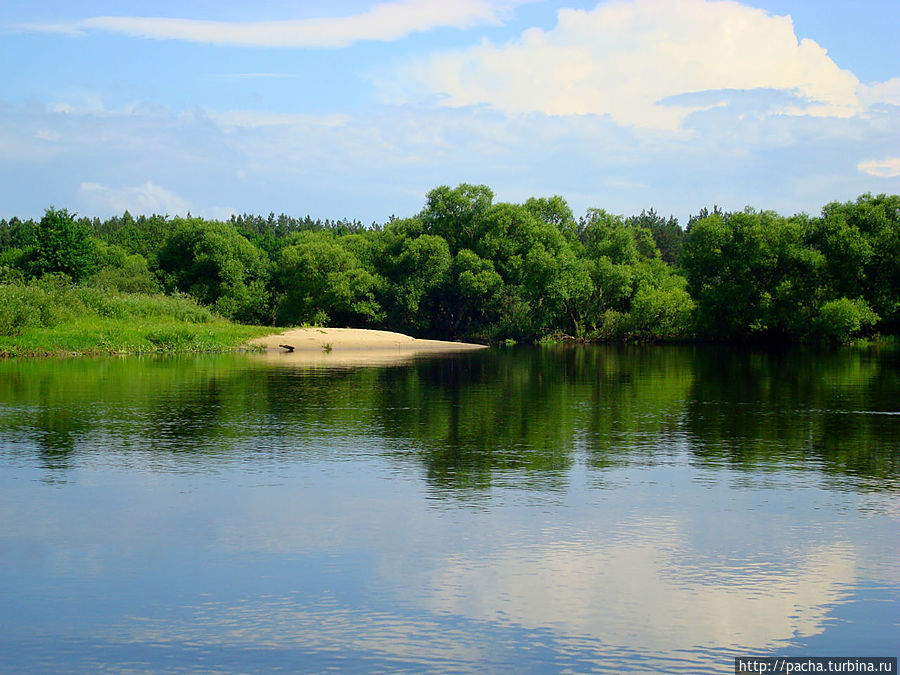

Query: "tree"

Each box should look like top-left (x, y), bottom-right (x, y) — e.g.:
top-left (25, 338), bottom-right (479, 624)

top-left (580, 209), bottom-right (655, 265)
top-left (815, 298), bottom-right (879, 342)
top-left (88, 240), bottom-right (159, 294)
top-left (29, 208), bottom-right (96, 282)
top-left (443, 249), bottom-right (504, 338)
top-left (626, 209), bottom-right (683, 264)
top-left (156, 219), bottom-right (272, 323)
top-left (421, 184), bottom-right (494, 254)
top-left (275, 231), bottom-right (383, 327)
top-left (377, 230), bottom-right (452, 333)
top-left (525, 196), bottom-right (579, 242)
top-left (682, 209), bottom-right (824, 339)
top-left (810, 193), bottom-right (900, 329)
top-left (629, 285), bottom-right (695, 340)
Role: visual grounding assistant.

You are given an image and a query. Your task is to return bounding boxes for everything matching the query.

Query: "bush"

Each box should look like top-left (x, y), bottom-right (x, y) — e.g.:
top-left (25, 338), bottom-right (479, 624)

top-left (630, 286), bottom-right (695, 340)
top-left (0, 279), bottom-right (75, 334)
top-left (594, 309), bottom-right (630, 341)
top-left (88, 241), bottom-right (160, 294)
top-left (0, 280), bottom-right (218, 336)
top-left (0, 285), bottom-right (40, 335)
top-left (816, 298), bottom-right (879, 342)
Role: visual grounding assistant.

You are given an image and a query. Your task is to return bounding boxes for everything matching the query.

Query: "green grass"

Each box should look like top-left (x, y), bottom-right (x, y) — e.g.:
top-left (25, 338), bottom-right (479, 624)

top-left (0, 281), bottom-right (272, 357)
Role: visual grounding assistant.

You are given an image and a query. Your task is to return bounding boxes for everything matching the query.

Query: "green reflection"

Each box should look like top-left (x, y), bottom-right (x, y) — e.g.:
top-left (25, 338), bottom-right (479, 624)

top-left (685, 347), bottom-right (900, 484)
top-left (0, 346), bottom-right (897, 492)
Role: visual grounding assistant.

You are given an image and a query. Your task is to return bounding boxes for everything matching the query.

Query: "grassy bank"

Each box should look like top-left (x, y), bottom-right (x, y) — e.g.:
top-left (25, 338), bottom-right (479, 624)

top-left (0, 281), bottom-right (272, 356)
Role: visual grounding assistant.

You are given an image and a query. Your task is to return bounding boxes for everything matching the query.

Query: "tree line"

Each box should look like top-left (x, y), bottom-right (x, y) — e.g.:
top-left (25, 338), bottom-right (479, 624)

top-left (1, 185), bottom-right (897, 343)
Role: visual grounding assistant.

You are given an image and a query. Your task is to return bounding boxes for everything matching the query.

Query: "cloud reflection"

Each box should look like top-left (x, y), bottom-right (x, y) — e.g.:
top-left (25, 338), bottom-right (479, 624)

top-left (94, 519), bottom-right (859, 672)
top-left (424, 518), bottom-right (856, 656)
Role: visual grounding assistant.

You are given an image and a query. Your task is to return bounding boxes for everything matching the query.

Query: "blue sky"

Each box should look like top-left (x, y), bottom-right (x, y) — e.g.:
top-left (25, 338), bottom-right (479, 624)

top-left (1, 0), bottom-right (898, 224)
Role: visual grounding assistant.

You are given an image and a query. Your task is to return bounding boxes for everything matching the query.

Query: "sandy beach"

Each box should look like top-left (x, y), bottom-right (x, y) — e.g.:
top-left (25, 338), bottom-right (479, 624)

top-left (246, 327), bottom-right (487, 367)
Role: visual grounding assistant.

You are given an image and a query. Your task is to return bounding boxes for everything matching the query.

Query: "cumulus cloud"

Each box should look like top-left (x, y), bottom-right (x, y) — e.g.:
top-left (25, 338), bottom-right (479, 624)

top-left (79, 181), bottom-right (191, 216)
top-left (386, 0), bottom-right (862, 130)
top-left (21, 0), bottom-right (521, 48)
top-left (858, 78), bottom-right (900, 107)
top-left (857, 157), bottom-right (900, 178)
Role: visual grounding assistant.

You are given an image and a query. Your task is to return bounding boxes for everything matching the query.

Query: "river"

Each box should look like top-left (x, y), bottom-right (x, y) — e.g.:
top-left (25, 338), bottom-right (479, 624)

top-left (1, 345), bottom-right (898, 673)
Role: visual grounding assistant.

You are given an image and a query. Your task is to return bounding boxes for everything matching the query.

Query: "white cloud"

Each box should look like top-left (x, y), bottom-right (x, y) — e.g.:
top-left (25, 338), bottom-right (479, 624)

top-left (21, 0), bottom-right (521, 48)
top-left (387, 0), bottom-right (862, 130)
top-left (210, 110), bottom-right (351, 130)
top-left (2, 94), bottom-right (895, 224)
top-left (857, 157), bottom-right (900, 178)
top-left (79, 181), bottom-right (191, 216)
top-left (858, 78), bottom-right (900, 107)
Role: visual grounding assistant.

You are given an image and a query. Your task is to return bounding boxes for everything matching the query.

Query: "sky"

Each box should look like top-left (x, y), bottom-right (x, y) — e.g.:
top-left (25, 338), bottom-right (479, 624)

top-left (1, 0), bottom-right (898, 225)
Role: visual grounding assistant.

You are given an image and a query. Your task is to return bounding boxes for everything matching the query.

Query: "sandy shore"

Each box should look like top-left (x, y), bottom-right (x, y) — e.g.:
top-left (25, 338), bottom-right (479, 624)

top-left (246, 327), bottom-right (487, 367)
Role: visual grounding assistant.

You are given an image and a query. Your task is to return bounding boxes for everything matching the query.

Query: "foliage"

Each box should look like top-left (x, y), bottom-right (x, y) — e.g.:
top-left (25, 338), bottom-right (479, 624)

top-left (275, 231), bottom-right (384, 327)
top-left (88, 240), bottom-right (160, 294)
top-left (682, 209), bottom-right (825, 339)
top-left (377, 228), bottom-right (452, 333)
top-left (421, 183), bottom-right (494, 254)
top-left (102, 212), bottom-right (177, 260)
top-left (2, 187), bottom-right (898, 347)
top-left (28, 208), bottom-right (96, 282)
top-left (525, 195), bottom-right (579, 242)
top-left (629, 285), bottom-right (695, 340)
top-left (810, 193), bottom-right (900, 328)
top-left (626, 208), bottom-right (683, 264)
top-left (156, 219), bottom-right (272, 324)
top-left (815, 298), bottom-right (879, 342)
top-left (0, 279), bottom-right (269, 356)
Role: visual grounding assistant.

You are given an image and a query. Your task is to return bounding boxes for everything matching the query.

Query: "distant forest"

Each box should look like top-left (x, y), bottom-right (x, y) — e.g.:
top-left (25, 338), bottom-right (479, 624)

top-left (1, 185), bottom-right (898, 343)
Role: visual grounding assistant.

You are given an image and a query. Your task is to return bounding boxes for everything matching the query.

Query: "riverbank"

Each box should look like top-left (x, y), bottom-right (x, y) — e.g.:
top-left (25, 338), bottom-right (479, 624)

top-left (0, 318), bottom-right (272, 357)
top-left (0, 282), bottom-right (272, 357)
top-left (0, 280), bottom-right (487, 358)
top-left (247, 327), bottom-right (487, 366)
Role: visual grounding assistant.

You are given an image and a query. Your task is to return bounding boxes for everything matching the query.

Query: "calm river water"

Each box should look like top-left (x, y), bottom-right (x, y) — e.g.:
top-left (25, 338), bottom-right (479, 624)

top-left (1, 346), bottom-right (898, 673)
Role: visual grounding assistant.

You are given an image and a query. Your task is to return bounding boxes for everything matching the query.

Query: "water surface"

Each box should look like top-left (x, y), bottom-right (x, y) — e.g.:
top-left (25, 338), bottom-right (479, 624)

top-left (1, 346), bottom-right (898, 673)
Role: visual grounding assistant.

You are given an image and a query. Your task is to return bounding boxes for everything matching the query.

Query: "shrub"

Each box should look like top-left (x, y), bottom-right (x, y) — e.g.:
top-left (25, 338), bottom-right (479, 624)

top-left (816, 297), bottom-right (879, 342)
top-left (630, 286), bottom-right (695, 340)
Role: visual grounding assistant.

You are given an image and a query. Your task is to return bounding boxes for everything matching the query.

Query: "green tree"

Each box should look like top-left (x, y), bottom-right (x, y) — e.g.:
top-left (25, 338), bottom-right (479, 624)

top-left (28, 208), bottom-right (96, 282)
top-left (443, 249), bottom-right (504, 338)
top-left (156, 219), bottom-right (272, 323)
top-left (525, 195), bottom-right (579, 242)
top-left (629, 285), bottom-right (695, 340)
top-left (810, 193), bottom-right (900, 329)
top-left (88, 240), bottom-right (160, 294)
top-left (682, 209), bottom-right (823, 339)
top-left (421, 184), bottom-right (494, 254)
top-left (275, 231), bottom-right (383, 327)
top-left (626, 209), bottom-right (683, 264)
top-left (475, 202), bottom-right (592, 338)
top-left (377, 228), bottom-right (452, 334)
top-left (104, 213), bottom-right (177, 261)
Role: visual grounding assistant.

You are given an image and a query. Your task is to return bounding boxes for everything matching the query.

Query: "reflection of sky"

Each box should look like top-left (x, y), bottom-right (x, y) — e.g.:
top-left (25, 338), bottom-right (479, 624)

top-left (424, 522), bottom-right (856, 655)
top-left (3, 441), bottom-right (899, 673)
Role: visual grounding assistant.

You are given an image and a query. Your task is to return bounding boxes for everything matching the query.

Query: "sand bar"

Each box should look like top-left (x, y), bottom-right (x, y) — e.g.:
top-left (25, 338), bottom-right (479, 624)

top-left (246, 327), bottom-right (487, 367)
